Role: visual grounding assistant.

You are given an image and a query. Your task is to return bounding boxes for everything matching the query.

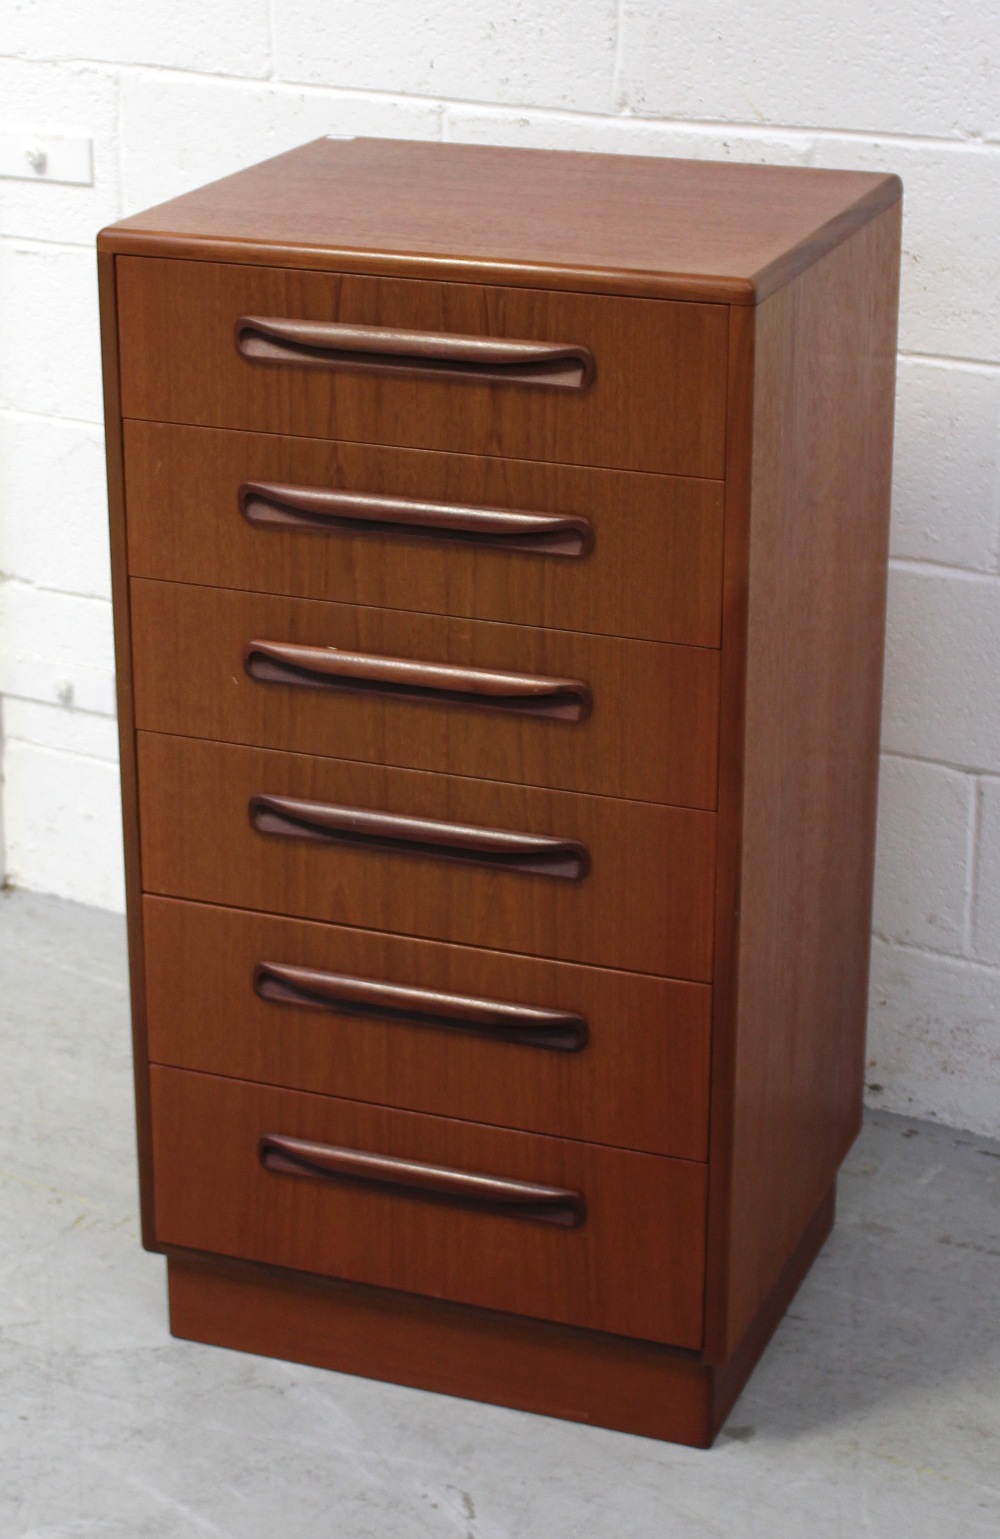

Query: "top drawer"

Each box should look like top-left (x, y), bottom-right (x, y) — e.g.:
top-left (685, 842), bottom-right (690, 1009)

top-left (115, 258), bottom-right (729, 478)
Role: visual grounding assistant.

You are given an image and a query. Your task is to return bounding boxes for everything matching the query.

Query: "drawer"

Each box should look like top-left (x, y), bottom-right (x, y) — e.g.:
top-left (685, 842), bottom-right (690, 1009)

top-left (124, 422), bottom-right (725, 648)
top-left (131, 580), bottom-right (720, 808)
top-left (144, 897), bottom-right (712, 1160)
top-left (137, 734), bottom-right (716, 980)
top-left (150, 1064), bottom-right (708, 1346)
top-left (115, 257), bottom-right (728, 478)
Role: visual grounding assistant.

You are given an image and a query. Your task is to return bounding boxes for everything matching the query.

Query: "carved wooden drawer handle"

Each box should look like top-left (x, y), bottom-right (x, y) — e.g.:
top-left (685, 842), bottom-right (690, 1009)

top-left (235, 317), bottom-right (595, 390)
top-left (248, 795), bottom-right (590, 880)
top-left (253, 960), bottom-right (589, 1052)
top-left (239, 482), bottom-right (593, 558)
top-left (244, 639), bottom-right (592, 721)
top-left (259, 1133), bottom-right (587, 1227)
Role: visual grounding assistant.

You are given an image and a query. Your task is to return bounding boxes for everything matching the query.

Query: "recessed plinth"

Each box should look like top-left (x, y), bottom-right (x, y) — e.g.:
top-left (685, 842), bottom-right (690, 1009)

top-left (167, 1183), bottom-right (835, 1449)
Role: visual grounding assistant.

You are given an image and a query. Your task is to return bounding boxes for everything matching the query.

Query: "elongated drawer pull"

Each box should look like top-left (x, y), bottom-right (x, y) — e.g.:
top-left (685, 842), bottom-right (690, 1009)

top-left (259, 1134), bottom-right (587, 1227)
top-left (248, 795), bottom-right (590, 880)
top-left (244, 640), bottom-right (592, 722)
top-left (238, 482), bottom-right (593, 557)
top-left (235, 317), bottom-right (595, 390)
top-left (253, 961), bottom-right (589, 1052)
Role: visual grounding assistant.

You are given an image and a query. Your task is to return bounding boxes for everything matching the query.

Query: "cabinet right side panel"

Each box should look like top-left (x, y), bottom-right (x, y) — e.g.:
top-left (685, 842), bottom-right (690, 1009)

top-left (708, 201), bottom-right (903, 1358)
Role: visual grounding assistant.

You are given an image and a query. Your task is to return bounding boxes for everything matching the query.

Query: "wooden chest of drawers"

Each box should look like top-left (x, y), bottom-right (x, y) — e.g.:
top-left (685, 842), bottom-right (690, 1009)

top-left (98, 137), bottom-right (901, 1447)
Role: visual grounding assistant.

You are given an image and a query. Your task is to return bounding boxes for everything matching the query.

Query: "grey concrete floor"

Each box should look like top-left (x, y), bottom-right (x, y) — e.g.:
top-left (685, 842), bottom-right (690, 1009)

top-left (0, 888), bottom-right (998, 1539)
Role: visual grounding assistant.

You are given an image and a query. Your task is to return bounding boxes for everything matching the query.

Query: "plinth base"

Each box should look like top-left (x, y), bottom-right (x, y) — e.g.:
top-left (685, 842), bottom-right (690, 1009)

top-left (167, 1182), bottom-right (835, 1448)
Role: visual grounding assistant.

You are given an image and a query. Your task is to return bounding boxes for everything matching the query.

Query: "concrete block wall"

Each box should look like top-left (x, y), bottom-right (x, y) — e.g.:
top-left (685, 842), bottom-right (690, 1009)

top-left (0, 7), bottom-right (998, 1134)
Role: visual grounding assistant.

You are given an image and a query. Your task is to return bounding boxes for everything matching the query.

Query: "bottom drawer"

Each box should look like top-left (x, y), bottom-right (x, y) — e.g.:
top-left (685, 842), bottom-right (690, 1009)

top-left (143, 897), bottom-right (711, 1160)
top-left (150, 1065), bottom-right (707, 1348)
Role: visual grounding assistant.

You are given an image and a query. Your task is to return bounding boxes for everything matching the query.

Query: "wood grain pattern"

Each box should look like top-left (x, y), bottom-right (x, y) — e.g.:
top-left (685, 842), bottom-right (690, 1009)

top-left (151, 1064), bottom-right (708, 1346)
top-left (97, 251), bottom-right (157, 1244)
top-left (165, 1179), bottom-right (833, 1448)
top-left (115, 257), bottom-right (729, 478)
top-left (130, 578), bottom-right (720, 808)
top-left (143, 896), bottom-right (712, 1159)
top-left (705, 204), bottom-right (902, 1361)
top-left (123, 421), bottom-right (726, 647)
top-left (168, 1251), bottom-right (715, 1445)
top-left (99, 137), bottom-right (901, 307)
top-left (137, 733), bottom-right (717, 980)
top-left (702, 302), bottom-right (754, 1363)
top-left (98, 138), bottom-right (903, 1443)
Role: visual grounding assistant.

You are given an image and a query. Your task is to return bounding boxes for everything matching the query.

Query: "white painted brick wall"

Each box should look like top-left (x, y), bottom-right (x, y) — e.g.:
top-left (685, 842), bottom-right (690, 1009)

top-left (0, 8), bottom-right (998, 1135)
top-left (617, 0), bottom-right (999, 139)
top-left (275, 1), bottom-right (619, 111)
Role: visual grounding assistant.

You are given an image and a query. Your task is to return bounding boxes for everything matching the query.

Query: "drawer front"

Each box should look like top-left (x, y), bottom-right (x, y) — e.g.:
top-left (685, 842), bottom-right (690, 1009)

top-left (150, 1065), bottom-right (707, 1346)
top-left (124, 422), bottom-right (725, 648)
top-left (131, 580), bottom-right (720, 809)
top-left (115, 257), bottom-right (728, 478)
top-left (137, 734), bottom-right (716, 980)
top-left (144, 897), bottom-right (712, 1160)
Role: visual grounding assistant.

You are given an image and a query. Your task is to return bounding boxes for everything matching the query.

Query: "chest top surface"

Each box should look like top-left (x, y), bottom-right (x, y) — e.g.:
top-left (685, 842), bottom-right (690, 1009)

top-left (99, 136), bottom-right (901, 305)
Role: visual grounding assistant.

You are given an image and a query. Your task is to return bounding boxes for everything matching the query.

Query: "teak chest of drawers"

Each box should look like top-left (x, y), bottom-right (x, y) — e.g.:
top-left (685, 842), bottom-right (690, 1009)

top-left (98, 137), bottom-right (901, 1447)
